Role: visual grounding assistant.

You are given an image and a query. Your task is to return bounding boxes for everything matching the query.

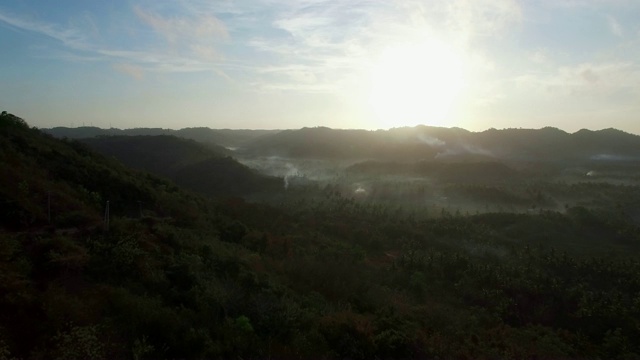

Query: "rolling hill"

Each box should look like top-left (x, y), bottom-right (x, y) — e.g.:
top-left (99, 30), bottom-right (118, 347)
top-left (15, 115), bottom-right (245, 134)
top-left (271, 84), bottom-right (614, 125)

top-left (0, 113), bottom-right (190, 230)
top-left (241, 125), bottom-right (640, 162)
top-left (44, 124), bottom-right (640, 164)
top-left (81, 135), bottom-right (283, 197)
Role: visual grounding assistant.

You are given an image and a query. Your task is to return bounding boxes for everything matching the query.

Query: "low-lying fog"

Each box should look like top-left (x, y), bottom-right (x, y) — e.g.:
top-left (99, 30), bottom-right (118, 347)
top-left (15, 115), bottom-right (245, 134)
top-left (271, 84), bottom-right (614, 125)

top-left (235, 151), bottom-right (640, 218)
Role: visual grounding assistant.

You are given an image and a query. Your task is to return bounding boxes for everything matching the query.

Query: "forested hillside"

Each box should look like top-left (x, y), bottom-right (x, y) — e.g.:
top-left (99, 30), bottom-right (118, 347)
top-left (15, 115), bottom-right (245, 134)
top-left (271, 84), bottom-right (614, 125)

top-left (3, 111), bottom-right (640, 358)
top-left (81, 135), bottom-right (282, 197)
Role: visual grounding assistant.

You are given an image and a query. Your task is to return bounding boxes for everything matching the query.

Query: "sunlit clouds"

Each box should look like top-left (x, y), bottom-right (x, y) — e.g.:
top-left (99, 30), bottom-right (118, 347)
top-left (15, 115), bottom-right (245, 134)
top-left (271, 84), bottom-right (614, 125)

top-left (0, 0), bottom-right (639, 133)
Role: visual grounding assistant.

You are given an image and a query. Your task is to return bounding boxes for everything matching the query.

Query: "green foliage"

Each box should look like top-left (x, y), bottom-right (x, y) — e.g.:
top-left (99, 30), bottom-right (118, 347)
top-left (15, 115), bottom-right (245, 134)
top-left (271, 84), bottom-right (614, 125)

top-left (234, 315), bottom-right (254, 333)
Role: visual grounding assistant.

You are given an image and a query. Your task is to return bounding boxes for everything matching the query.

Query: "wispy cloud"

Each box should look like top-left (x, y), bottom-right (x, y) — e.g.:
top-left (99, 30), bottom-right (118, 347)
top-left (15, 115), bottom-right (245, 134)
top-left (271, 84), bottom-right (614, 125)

top-left (4, 0), bottom-right (633, 104)
top-left (133, 6), bottom-right (228, 45)
top-left (239, 0), bottom-right (523, 93)
top-left (0, 0), bottom-right (524, 93)
top-left (607, 15), bottom-right (623, 37)
top-left (544, 0), bottom-right (639, 9)
top-left (113, 63), bottom-right (144, 80)
top-left (513, 62), bottom-right (640, 98)
top-left (529, 48), bottom-right (550, 64)
top-left (0, 8), bottom-right (88, 49)
top-left (0, 4), bottom-right (236, 78)
top-left (443, 0), bottom-right (522, 41)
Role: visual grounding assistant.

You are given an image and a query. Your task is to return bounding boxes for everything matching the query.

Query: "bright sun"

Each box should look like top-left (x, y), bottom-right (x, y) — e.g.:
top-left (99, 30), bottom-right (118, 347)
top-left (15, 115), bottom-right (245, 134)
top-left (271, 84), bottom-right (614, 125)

top-left (368, 38), bottom-right (465, 129)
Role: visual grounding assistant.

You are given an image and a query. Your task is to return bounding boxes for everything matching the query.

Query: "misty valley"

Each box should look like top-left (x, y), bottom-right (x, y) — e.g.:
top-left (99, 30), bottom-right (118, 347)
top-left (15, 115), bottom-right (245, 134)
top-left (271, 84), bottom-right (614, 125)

top-left (2, 112), bottom-right (640, 358)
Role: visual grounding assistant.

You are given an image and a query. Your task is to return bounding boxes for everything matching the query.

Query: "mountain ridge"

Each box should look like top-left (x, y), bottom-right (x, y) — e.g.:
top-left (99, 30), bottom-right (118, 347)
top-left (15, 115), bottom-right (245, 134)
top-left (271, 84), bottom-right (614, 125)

top-left (44, 126), bottom-right (281, 149)
top-left (242, 125), bottom-right (640, 162)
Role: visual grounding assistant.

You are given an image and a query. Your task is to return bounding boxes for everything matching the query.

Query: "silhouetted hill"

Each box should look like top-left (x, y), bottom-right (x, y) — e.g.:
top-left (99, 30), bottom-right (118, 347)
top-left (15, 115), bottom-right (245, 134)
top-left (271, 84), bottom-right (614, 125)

top-left (473, 127), bottom-right (640, 162)
top-left (176, 127), bottom-right (280, 149)
top-left (242, 125), bottom-right (640, 162)
top-left (0, 111), bottom-right (287, 357)
top-left (81, 135), bottom-right (282, 197)
top-left (571, 128), bottom-right (640, 160)
top-left (242, 126), bottom-right (448, 159)
top-left (43, 126), bottom-right (280, 148)
top-left (0, 112), bottom-right (201, 230)
top-left (81, 135), bottom-right (228, 173)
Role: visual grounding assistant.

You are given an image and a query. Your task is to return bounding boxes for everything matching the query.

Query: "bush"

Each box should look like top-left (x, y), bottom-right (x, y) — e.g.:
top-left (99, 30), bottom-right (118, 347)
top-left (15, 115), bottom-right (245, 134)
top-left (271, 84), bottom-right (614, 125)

top-left (53, 324), bottom-right (104, 360)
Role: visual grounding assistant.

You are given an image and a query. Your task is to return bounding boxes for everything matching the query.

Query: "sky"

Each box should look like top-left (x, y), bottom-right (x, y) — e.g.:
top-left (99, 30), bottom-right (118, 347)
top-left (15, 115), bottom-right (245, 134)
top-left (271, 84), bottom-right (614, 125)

top-left (1, 0), bottom-right (639, 133)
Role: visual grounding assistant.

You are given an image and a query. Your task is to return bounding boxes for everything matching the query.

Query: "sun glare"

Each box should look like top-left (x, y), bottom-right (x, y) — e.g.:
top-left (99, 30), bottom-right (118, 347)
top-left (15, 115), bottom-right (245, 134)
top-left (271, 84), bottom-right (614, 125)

top-left (368, 38), bottom-right (465, 129)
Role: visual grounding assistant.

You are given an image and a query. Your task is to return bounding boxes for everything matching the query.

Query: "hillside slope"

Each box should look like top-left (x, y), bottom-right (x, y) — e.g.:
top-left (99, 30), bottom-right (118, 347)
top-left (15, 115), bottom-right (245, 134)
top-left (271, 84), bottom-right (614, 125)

top-left (81, 135), bottom-right (282, 197)
top-left (0, 114), bottom-right (196, 230)
top-left (0, 111), bottom-right (269, 358)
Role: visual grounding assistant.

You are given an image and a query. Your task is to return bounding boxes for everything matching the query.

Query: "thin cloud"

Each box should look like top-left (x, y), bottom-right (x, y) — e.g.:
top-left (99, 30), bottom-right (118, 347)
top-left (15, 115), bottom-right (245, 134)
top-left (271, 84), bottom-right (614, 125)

top-left (133, 6), bottom-right (228, 44)
top-left (581, 68), bottom-right (599, 83)
top-left (0, 8), bottom-right (87, 49)
top-left (113, 63), bottom-right (144, 80)
top-left (607, 15), bottom-right (623, 37)
top-left (190, 44), bottom-right (222, 61)
top-left (240, 1), bottom-right (378, 93)
top-left (530, 48), bottom-right (550, 64)
top-left (0, 5), bottom-right (235, 78)
top-left (240, 0), bottom-right (524, 93)
top-left (443, 0), bottom-right (522, 40)
top-left (544, 0), bottom-right (637, 8)
top-left (513, 62), bottom-right (639, 97)
top-left (33, 48), bottom-right (102, 62)
top-left (12, 0), bottom-right (625, 103)
top-left (0, 1), bottom-right (524, 94)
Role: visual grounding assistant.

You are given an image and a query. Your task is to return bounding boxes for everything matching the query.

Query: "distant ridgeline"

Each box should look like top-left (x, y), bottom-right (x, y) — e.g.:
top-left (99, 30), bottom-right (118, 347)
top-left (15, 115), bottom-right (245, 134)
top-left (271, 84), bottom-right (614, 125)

top-left (44, 124), bottom-right (640, 163)
top-left (240, 125), bottom-right (640, 162)
top-left (43, 125), bottom-right (279, 149)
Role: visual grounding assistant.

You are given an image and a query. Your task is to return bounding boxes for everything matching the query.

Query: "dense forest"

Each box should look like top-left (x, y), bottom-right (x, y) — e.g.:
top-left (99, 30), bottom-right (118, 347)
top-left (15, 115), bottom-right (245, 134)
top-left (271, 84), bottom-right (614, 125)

top-left (3, 110), bottom-right (640, 358)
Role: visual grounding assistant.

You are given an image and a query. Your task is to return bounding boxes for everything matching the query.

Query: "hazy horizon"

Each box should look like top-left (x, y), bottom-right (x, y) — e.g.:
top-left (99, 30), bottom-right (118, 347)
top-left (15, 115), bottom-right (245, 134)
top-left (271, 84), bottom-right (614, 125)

top-left (1, 1), bottom-right (639, 134)
top-left (40, 122), bottom-right (640, 137)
